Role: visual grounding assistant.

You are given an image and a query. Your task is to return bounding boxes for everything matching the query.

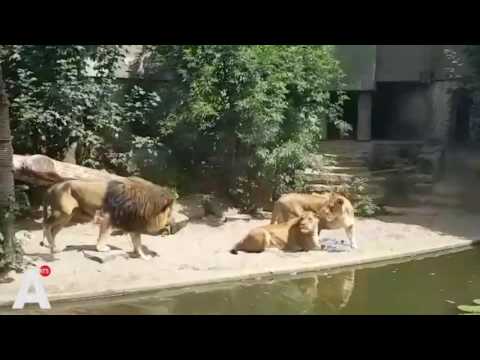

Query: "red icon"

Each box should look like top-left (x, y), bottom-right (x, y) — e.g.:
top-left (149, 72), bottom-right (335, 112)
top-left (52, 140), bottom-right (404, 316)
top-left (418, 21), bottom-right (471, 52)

top-left (39, 265), bottom-right (51, 277)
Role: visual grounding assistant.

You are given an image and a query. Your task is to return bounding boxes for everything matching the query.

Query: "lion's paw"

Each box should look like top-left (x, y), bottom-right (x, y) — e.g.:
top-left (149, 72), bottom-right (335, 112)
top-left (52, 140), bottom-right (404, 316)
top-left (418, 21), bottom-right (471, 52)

top-left (96, 245), bottom-right (111, 252)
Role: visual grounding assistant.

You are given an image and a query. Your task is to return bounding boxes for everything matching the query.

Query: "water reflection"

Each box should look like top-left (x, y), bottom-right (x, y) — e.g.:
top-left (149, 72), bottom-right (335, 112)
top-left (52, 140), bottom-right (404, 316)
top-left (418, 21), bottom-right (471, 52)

top-left (2, 270), bottom-right (356, 315)
top-left (142, 270), bottom-right (356, 315)
top-left (5, 247), bottom-right (480, 315)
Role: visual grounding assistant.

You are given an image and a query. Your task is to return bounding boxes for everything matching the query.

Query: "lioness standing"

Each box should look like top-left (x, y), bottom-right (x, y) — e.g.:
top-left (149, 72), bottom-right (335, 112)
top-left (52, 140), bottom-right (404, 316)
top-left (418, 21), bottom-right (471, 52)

top-left (271, 192), bottom-right (357, 249)
top-left (230, 211), bottom-right (320, 254)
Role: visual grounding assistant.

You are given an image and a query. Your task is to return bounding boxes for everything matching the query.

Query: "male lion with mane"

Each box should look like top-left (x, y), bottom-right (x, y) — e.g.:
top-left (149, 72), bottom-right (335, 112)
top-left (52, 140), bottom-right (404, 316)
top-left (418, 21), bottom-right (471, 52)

top-left (271, 192), bottom-right (357, 249)
top-left (230, 211), bottom-right (320, 254)
top-left (42, 177), bottom-right (176, 260)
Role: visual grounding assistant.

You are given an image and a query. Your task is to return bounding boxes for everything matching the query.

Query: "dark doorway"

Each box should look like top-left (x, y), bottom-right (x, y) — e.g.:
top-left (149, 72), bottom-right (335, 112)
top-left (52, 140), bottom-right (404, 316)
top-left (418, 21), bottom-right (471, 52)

top-left (453, 90), bottom-right (472, 143)
top-left (371, 83), bottom-right (393, 139)
top-left (372, 82), bottom-right (428, 140)
top-left (327, 92), bottom-right (358, 140)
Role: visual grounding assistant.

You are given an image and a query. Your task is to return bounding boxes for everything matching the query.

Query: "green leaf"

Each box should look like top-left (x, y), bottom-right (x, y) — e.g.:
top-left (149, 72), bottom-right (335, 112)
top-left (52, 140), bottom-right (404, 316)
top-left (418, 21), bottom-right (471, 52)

top-left (458, 305), bottom-right (480, 313)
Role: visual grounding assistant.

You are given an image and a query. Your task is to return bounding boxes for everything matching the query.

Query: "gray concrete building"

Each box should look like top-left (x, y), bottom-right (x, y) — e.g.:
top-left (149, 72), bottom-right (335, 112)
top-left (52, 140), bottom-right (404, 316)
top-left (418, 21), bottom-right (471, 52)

top-left (333, 45), bottom-right (475, 145)
top-left (111, 45), bottom-right (477, 148)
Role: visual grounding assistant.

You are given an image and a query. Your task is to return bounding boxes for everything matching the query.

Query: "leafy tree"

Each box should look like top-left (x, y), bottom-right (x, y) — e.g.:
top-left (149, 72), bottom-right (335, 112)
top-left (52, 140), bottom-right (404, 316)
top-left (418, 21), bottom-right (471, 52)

top-left (137, 45), bottom-right (349, 208)
top-left (1, 45), bottom-right (350, 210)
top-left (0, 45), bottom-right (161, 172)
top-left (0, 65), bottom-right (23, 274)
top-left (465, 46), bottom-right (480, 88)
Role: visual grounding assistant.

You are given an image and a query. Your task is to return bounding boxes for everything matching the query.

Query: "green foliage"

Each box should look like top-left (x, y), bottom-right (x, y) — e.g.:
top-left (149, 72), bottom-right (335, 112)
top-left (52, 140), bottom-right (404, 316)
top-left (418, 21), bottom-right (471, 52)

top-left (458, 299), bottom-right (480, 315)
top-left (463, 46), bottom-right (480, 143)
top-left (348, 177), bottom-right (382, 217)
top-left (1, 45), bottom-right (349, 209)
top-left (140, 45), bottom-right (349, 207)
top-left (0, 45), bottom-right (162, 172)
top-left (13, 185), bottom-right (31, 218)
top-left (0, 196), bottom-right (24, 273)
top-left (324, 176), bottom-right (381, 217)
top-left (465, 46), bottom-right (480, 89)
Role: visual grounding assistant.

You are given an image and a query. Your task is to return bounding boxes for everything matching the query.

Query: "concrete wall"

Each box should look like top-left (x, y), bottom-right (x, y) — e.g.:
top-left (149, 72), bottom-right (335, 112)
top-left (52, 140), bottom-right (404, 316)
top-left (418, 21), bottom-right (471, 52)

top-left (334, 45), bottom-right (377, 91)
top-left (374, 46), bottom-right (475, 142)
top-left (92, 45), bottom-right (474, 84)
top-left (372, 83), bottom-right (430, 140)
top-left (432, 45), bottom-right (473, 80)
top-left (376, 45), bottom-right (434, 83)
top-left (376, 45), bottom-right (473, 83)
top-left (387, 85), bottom-right (431, 140)
top-left (470, 93), bottom-right (480, 142)
top-left (429, 80), bottom-right (460, 141)
top-left (86, 45), bottom-right (144, 79)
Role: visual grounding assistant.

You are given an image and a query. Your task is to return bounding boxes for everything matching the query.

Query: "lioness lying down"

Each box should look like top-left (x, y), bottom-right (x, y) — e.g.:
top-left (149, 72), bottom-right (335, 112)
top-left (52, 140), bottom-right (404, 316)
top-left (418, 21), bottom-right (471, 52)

top-left (271, 192), bottom-right (357, 249)
top-left (230, 211), bottom-right (320, 254)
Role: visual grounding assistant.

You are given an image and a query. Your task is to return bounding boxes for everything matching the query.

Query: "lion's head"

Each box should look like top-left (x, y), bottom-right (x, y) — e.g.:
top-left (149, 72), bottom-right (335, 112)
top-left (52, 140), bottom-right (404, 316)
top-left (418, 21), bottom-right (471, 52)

top-left (320, 194), bottom-right (349, 222)
top-left (103, 179), bottom-right (176, 234)
top-left (297, 211), bottom-right (319, 234)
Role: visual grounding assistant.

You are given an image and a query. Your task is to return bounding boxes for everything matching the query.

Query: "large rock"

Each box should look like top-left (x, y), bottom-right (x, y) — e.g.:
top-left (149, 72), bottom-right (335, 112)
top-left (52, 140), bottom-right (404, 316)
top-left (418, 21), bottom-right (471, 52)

top-left (173, 193), bottom-right (237, 219)
top-left (224, 214), bottom-right (252, 222)
top-left (171, 212), bottom-right (189, 234)
top-left (174, 194), bottom-right (207, 220)
top-left (202, 194), bottom-right (233, 218)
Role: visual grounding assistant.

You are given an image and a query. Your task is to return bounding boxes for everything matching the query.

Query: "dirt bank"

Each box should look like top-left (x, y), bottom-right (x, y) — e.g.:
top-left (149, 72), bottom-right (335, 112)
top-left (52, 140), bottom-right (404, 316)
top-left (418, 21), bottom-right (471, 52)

top-left (1, 205), bottom-right (479, 308)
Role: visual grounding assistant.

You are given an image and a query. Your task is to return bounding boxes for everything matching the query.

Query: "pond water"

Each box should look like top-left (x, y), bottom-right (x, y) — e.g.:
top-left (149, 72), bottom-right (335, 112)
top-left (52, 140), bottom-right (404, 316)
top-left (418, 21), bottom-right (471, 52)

top-left (3, 247), bottom-right (480, 315)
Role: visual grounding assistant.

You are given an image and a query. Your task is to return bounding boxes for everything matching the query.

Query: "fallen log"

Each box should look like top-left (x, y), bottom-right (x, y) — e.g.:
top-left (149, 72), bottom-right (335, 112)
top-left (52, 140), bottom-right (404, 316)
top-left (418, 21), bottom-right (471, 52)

top-left (13, 154), bottom-right (125, 187)
top-left (13, 154), bottom-right (191, 230)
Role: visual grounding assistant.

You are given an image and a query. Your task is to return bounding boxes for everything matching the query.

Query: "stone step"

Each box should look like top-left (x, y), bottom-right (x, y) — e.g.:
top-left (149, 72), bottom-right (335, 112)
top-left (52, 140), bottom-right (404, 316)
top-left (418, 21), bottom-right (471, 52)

top-left (304, 172), bottom-right (388, 185)
top-left (369, 166), bottom-right (417, 176)
top-left (319, 165), bottom-right (370, 174)
top-left (412, 183), bottom-right (433, 194)
top-left (306, 183), bottom-right (385, 197)
top-left (410, 194), bottom-right (462, 208)
top-left (316, 142), bottom-right (372, 153)
top-left (306, 183), bottom-right (383, 192)
top-left (303, 172), bottom-right (355, 185)
top-left (305, 169), bottom-right (381, 180)
top-left (406, 174), bottom-right (434, 184)
top-left (431, 183), bottom-right (464, 197)
top-left (368, 176), bottom-right (388, 185)
top-left (309, 155), bottom-right (368, 168)
top-left (306, 184), bottom-right (345, 193)
top-left (322, 153), bottom-right (370, 161)
top-left (371, 159), bottom-right (412, 170)
top-left (337, 159), bottom-right (369, 167)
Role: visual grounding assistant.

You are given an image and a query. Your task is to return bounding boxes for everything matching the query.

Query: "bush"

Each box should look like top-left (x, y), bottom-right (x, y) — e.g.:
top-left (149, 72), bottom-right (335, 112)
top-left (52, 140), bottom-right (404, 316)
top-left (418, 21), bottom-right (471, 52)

top-left (0, 45), bottom-right (162, 173)
top-left (1, 45), bottom-right (350, 210)
top-left (13, 185), bottom-right (31, 218)
top-left (139, 45), bottom-right (350, 208)
top-left (325, 177), bottom-right (382, 217)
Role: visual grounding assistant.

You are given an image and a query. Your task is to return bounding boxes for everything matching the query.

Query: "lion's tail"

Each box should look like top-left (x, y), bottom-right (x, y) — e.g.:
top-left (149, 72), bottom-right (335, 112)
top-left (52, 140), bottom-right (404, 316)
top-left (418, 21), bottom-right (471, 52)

top-left (42, 188), bottom-right (50, 220)
top-left (40, 186), bottom-right (53, 247)
top-left (270, 202), bottom-right (281, 224)
top-left (41, 181), bottom-right (73, 245)
top-left (230, 242), bottom-right (240, 255)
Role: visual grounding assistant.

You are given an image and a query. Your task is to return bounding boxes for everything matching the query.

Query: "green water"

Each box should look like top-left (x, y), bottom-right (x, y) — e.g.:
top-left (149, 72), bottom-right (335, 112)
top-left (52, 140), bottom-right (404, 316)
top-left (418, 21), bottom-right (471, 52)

top-left (4, 247), bottom-right (480, 315)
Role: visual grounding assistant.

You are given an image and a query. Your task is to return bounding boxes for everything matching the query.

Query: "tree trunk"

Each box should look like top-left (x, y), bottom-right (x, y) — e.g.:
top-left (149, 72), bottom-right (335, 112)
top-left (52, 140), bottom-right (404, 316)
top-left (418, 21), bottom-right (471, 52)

top-left (0, 65), bottom-right (21, 271)
top-left (13, 154), bottom-right (126, 187)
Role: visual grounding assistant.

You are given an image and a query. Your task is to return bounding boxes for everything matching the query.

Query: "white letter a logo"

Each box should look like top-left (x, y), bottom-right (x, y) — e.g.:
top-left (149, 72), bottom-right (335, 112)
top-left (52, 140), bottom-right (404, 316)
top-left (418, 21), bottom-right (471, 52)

top-left (12, 269), bottom-right (51, 310)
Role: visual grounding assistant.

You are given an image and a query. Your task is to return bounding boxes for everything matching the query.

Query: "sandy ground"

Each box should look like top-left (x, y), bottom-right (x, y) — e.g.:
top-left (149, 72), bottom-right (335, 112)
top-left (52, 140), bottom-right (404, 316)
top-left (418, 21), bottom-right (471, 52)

top-left (1, 205), bottom-right (480, 307)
